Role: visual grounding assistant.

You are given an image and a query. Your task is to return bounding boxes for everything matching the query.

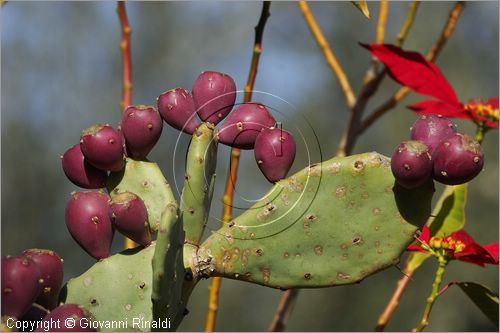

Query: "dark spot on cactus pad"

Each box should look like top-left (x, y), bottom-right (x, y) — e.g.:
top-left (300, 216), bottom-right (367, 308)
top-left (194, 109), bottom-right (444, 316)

top-left (138, 282), bottom-right (146, 289)
top-left (304, 273), bottom-right (312, 280)
top-left (352, 237), bottom-right (363, 245)
top-left (352, 160), bottom-right (364, 171)
top-left (255, 248), bottom-right (264, 256)
top-left (90, 298), bottom-right (98, 306)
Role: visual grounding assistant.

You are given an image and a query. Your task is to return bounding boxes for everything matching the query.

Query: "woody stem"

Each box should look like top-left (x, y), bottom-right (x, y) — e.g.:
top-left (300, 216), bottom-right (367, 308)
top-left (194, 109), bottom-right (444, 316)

top-left (413, 256), bottom-right (448, 332)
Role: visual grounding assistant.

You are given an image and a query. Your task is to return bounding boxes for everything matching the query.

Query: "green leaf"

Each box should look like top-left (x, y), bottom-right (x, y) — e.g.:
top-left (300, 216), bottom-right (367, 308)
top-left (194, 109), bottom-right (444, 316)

top-left (351, 1), bottom-right (370, 19)
top-left (405, 251), bottom-right (429, 272)
top-left (404, 184), bottom-right (468, 272)
top-left (458, 282), bottom-right (499, 326)
top-left (429, 184), bottom-right (467, 237)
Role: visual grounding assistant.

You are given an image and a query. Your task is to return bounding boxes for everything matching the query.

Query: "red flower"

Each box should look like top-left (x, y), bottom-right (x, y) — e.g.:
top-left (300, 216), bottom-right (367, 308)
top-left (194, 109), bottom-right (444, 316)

top-left (408, 225), bottom-right (499, 266)
top-left (362, 43), bottom-right (499, 129)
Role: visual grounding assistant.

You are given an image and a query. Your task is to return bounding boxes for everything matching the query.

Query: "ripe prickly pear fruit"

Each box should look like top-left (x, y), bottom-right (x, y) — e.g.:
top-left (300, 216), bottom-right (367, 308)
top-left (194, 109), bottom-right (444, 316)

top-left (22, 249), bottom-right (63, 310)
top-left (432, 133), bottom-right (484, 185)
top-left (62, 144), bottom-right (107, 189)
top-left (80, 124), bottom-right (125, 172)
top-left (2, 256), bottom-right (41, 319)
top-left (35, 304), bottom-right (96, 332)
top-left (157, 88), bottom-right (199, 134)
top-left (218, 102), bottom-right (276, 149)
top-left (192, 71), bottom-right (236, 125)
top-left (254, 127), bottom-right (296, 183)
top-left (110, 192), bottom-right (151, 247)
top-left (120, 105), bottom-right (163, 159)
top-left (391, 140), bottom-right (433, 189)
top-left (65, 191), bottom-right (114, 260)
top-left (410, 114), bottom-right (457, 153)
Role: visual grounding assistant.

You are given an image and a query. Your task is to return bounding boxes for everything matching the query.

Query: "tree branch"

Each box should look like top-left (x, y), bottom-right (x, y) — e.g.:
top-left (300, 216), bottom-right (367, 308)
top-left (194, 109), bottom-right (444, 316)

top-left (298, 0), bottom-right (356, 110)
top-left (204, 2), bottom-right (272, 331)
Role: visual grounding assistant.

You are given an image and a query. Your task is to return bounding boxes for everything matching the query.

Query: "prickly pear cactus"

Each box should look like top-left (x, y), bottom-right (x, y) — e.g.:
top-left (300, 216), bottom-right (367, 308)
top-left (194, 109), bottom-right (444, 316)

top-left (196, 152), bottom-right (434, 288)
top-left (181, 123), bottom-right (218, 246)
top-left (62, 245), bottom-right (155, 331)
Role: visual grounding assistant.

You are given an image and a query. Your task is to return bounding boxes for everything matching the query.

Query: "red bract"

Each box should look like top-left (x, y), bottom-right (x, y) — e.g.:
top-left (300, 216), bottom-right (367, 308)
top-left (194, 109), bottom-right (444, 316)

top-left (408, 225), bottom-right (499, 266)
top-left (362, 43), bottom-right (499, 129)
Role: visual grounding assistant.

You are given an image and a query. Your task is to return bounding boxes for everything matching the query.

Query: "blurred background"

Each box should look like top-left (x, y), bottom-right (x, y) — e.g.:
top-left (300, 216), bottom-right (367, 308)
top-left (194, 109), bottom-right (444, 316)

top-left (2, 1), bottom-right (498, 331)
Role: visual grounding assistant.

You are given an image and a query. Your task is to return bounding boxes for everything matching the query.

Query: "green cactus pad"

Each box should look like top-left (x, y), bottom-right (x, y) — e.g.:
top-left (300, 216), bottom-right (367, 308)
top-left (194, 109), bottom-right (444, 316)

top-left (181, 123), bottom-right (218, 245)
top-left (61, 245), bottom-right (155, 332)
top-left (197, 152), bottom-right (434, 289)
top-left (107, 159), bottom-right (177, 233)
top-left (151, 202), bottom-right (185, 330)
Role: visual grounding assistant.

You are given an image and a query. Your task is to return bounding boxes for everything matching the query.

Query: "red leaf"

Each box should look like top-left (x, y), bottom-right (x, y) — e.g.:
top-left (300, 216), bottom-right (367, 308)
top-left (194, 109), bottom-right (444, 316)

top-left (408, 100), bottom-right (468, 119)
top-left (483, 243), bottom-right (499, 264)
top-left (361, 43), bottom-right (461, 108)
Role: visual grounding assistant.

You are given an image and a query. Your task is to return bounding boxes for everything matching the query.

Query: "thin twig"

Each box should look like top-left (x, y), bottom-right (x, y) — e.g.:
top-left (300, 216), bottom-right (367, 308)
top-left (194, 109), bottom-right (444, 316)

top-left (376, 0), bottom-right (389, 44)
top-left (204, 3), bottom-right (271, 331)
top-left (117, 1), bottom-right (132, 111)
top-left (298, 0), bottom-right (356, 109)
top-left (336, 1), bottom-right (420, 156)
top-left (268, 289), bottom-right (299, 331)
top-left (395, 1), bottom-right (420, 47)
top-left (375, 268), bottom-right (415, 331)
top-left (359, 1), bottom-right (465, 135)
top-left (117, 1), bottom-right (135, 250)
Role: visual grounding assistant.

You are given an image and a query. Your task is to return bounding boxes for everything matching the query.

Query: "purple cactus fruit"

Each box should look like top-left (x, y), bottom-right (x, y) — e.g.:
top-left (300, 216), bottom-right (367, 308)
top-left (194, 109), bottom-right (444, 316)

top-left (410, 114), bottom-right (458, 153)
top-left (192, 71), bottom-right (237, 125)
top-left (2, 255), bottom-right (41, 319)
top-left (120, 105), bottom-right (163, 159)
top-left (432, 133), bottom-right (484, 185)
top-left (254, 127), bottom-right (296, 183)
top-left (157, 88), bottom-right (199, 134)
top-left (80, 124), bottom-right (125, 172)
top-left (22, 249), bottom-right (63, 310)
top-left (218, 102), bottom-right (276, 149)
top-left (61, 144), bottom-right (107, 189)
top-left (110, 192), bottom-right (151, 247)
top-left (65, 191), bottom-right (114, 260)
top-left (391, 140), bottom-right (433, 189)
top-left (35, 304), bottom-right (96, 332)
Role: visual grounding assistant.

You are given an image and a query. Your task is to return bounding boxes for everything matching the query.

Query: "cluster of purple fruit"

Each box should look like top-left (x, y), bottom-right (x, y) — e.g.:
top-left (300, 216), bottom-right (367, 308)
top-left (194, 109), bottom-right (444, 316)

top-left (157, 71), bottom-right (297, 183)
top-left (65, 190), bottom-right (151, 260)
top-left (58, 70), bottom-right (297, 262)
top-left (61, 71), bottom-right (296, 192)
top-left (1, 250), bottom-right (94, 331)
top-left (391, 114), bottom-right (484, 188)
